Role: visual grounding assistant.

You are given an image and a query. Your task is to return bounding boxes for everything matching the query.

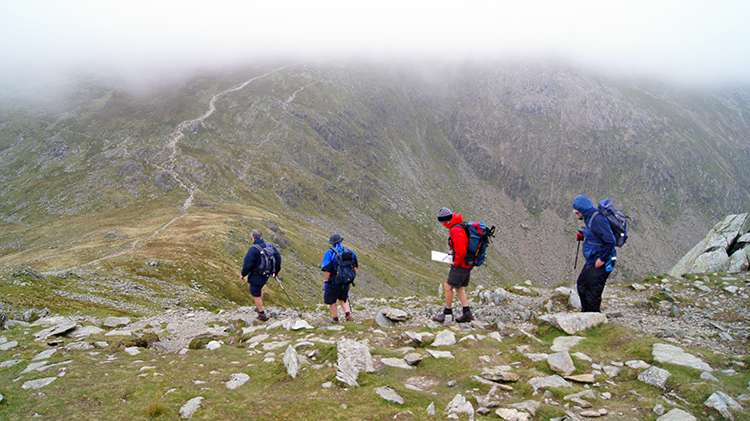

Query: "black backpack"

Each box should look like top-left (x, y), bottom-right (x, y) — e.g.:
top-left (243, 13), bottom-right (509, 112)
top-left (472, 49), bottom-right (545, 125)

top-left (253, 243), bottom-right (277, 276)
top-left (591, 199), bottom-right (629, 247)
top-left (334, 246), bottom-right (357, 285)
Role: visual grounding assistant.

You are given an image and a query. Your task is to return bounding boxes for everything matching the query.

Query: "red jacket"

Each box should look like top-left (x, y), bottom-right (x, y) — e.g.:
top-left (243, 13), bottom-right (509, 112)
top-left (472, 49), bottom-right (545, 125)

top-left (442, 213), bottom-right (471, 269)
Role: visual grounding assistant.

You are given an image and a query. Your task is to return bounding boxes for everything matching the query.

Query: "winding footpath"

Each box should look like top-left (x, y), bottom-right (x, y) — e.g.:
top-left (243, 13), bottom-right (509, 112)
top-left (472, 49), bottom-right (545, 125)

top-left (47, 65), bottom-right (294, 275)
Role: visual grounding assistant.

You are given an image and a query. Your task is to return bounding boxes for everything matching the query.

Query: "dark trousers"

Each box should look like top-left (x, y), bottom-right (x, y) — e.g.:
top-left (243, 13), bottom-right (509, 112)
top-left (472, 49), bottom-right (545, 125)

top-left (577, 262), bottom-right (614, 312)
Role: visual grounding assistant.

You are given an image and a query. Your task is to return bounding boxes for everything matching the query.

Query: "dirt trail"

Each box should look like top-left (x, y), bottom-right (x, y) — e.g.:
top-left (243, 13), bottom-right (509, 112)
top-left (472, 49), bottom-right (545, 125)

top-left (45, 66), bottom-right (294, 276)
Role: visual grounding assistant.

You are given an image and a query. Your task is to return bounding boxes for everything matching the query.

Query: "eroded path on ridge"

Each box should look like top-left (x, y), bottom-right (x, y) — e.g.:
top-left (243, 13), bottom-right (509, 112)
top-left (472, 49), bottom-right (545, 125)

top-left (47, 66), bottom-right (294, 275)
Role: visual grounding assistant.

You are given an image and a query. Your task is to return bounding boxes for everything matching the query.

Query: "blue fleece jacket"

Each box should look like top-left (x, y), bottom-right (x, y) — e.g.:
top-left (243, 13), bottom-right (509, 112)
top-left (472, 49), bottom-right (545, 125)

top-left (573, 195), bottom-right (616, 265)
top-left (321, 242), bottom-right (358, 283)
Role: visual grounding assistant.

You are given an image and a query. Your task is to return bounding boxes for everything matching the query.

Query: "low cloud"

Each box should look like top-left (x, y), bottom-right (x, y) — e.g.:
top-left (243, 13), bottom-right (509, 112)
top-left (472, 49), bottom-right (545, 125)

top-left (2, 0), bottom-right (749, 95)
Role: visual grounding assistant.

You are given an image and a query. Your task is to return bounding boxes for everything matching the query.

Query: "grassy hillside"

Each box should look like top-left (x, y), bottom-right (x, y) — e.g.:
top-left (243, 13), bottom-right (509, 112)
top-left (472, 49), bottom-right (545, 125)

top-left (2, 59), bottom-right (750, 313)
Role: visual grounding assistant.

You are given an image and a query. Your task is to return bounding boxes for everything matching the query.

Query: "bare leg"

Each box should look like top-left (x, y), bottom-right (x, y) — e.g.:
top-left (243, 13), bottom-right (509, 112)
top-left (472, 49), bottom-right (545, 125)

top-left (340, 300), bottom-right (351, 314)
top-left (254, 290), bottom-right (264, 313)
top-left (443, 283), bottom-right (454, 309)
top-left (329, 303), bottom-right (338, 318)
top-left (455, 287), bottom-right (469, 308)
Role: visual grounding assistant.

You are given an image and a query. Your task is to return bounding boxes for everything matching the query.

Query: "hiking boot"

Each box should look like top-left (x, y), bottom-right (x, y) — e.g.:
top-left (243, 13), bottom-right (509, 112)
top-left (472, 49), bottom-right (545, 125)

top-left (331, 317), bottom-right (339, 324)
top-left (345, 314), bottom-right (354, 322)
top-left (455, 310), bottom-right (474, 323)
top-left (257, 313), bottom-right (268, 322)
top-left (432, 312), bottom-right (446, 323)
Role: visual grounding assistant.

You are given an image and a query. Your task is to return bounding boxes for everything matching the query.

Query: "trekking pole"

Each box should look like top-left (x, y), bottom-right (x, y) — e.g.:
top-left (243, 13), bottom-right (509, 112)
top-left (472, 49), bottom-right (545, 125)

top-left (567, 235), bottom-right (582, 310)
top-left (274, 274), bottom-right (302, 318)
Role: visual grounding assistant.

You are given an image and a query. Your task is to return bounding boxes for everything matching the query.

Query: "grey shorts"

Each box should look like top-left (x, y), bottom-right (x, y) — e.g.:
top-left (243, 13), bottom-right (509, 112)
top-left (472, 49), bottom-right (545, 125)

top-left (446, 266), bottom-right (471, 289)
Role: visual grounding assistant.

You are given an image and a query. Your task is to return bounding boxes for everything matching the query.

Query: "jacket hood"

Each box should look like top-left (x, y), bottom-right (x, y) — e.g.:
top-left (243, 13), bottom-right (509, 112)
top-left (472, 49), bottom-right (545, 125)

top-left (573, 195), bottom-right (596, 219)
top-left (442, 212), bottom-right (463, 229)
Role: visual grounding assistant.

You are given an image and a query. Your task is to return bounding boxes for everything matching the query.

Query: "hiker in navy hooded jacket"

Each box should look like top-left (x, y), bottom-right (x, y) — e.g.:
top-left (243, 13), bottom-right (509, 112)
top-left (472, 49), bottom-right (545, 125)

top-left (241, 230), bottom-right (281, 321)
top-left (573, 195), bottom-right (617, 313)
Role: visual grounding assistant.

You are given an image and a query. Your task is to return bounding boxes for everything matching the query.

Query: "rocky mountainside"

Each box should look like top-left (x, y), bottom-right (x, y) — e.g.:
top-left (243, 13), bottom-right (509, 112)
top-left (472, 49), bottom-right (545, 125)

top-left (1, 59), bottom-right (750, 309)
top-left (0, 268), bottom-right (748, 420)
top-left (2, 60), bottom-right (750, 419)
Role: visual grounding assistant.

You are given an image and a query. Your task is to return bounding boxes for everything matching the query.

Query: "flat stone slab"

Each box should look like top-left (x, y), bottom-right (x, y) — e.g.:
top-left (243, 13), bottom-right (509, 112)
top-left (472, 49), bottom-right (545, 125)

top-left (375, 386), bottom-right (404, 405)
top-left (539, 313), bottom-right (607, 335)
top-left (104, 330), bottom-right (132, 336)
top-left (103, 317), bottom-right (131, 327)
top-left (638, 366), bottom-right (672, 389)
top-left (426, 349), bottom-right (454, 359)
top-left (179, 396), bottom-right (204, 419)
top-left (482, 368), bottom-right (519, 382)
top-left (551, 336), bottom-right (585, 352)
top-left (656, 408), bottom-right (696, 421)
top-left (124, 347), bottom-right (141, 356)
top-left (22, 376), bottom-right (57, 390)
top-left (0, 359), bottom-right (23, 368)
top-left (0, 341), bottom-right (19, 351)
top-left (381, 357), bottom-right (414, 370)
top-left (71, 325), bottom-right (105, 337)
top-left (381, 308), bottom-right (409, 321)
top-left (652, 343), bottom-right (713, 372)
top-left (291, 320), bottom-right (314, 330)
top-left (225, 373), bottom-right (250, 390)
top-left (33, 349), bottom-right (57, 361)
top-left (566, 374), bottom-right (596, 383)
top-left (33, 321), bottom-right (78, 340)
top-left (527, 375), bottom-right (573, 393)
top-left (32, 316), bottom-right (70, 327)
top-left (432, 330), bottom-right (456, 347)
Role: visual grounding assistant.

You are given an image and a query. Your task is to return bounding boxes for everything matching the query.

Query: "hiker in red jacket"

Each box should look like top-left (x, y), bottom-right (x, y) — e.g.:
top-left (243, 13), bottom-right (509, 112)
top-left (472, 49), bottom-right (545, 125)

top-left (432, 207), bottom-right (475, 323)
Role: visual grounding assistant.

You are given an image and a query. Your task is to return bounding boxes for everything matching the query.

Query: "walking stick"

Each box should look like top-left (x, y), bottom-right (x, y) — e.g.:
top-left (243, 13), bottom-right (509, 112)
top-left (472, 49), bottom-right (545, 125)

top-left (274, 274), bottom-right (302, 318)
top-left (567, 237), bottom-right (582, 310)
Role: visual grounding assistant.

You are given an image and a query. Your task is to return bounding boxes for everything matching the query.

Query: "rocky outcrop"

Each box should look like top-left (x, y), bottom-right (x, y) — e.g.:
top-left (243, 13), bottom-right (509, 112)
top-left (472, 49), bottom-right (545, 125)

top-left (1, 276), bottom-right (748, 420)
top-left (669, 213), bottom-right (750, 277)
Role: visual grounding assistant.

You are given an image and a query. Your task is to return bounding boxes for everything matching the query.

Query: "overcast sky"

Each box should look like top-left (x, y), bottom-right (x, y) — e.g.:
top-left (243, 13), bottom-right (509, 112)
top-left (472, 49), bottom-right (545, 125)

top-left (2, 0), bottom-right (749, 91)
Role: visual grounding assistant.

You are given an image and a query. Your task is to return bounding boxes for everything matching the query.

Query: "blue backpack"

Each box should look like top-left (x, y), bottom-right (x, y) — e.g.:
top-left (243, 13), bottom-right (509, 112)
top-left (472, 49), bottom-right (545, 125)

top-left (334, 246), bottom-right (358, 285)
top-left (592, 199), bottom-right (629, 247)
top-left (456, 221), bottom-right (495, 267)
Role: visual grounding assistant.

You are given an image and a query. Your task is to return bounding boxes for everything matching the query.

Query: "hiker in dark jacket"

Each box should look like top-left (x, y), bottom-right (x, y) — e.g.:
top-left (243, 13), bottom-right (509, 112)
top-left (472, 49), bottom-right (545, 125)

top-left (432, 207), bottom-right (475, 323)
top-left (321, 233), bottom-right (357, 323)
top-left (241, 230), bottom-right (281, 321)
top-left (573, 195), bottom-right (617, 312)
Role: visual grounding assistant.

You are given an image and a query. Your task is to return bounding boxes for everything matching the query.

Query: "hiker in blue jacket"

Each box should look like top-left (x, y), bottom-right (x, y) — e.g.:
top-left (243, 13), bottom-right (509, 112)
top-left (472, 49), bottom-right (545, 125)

top-left (321, 233), bottom-right (356, 323)
top-left (241, 230), bottom-right (281, 321)
top-left (573, 195), bottom-right (616, 312)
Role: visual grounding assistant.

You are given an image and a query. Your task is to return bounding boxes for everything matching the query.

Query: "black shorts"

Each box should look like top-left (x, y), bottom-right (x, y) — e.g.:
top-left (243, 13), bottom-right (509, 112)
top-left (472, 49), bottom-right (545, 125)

top-left (446, 266), bottom-right (471, 289)
top-left (324, 281), bottom-right (351, 305)
top-left (249, 283), bottom-right (266, 298)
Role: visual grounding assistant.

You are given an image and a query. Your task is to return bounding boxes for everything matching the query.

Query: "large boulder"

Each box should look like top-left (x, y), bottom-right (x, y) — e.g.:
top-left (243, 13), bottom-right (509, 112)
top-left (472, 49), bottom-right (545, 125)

top-left (669, 213), bottom-right (750, 276)
top-left (539, 312), bottom-right (607, 334)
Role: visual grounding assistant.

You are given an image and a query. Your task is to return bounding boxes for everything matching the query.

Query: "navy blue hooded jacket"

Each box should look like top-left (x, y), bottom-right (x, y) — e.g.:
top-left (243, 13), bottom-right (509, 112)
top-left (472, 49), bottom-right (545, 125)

top-left (573, 195), bottom-right (617, 265)
top-left (241, 238), bottom-right (281, 285)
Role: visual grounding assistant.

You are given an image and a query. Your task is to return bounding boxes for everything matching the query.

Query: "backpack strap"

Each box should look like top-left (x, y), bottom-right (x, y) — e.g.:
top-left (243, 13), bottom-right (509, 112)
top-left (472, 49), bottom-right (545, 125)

top-left (448, 223), bottom-right (467, 248)
top-left (585, 211), bottom-right (610, 247)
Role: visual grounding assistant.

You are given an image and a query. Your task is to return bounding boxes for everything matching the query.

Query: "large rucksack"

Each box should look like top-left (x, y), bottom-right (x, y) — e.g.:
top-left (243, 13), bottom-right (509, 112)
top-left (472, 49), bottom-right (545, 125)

top-left (456, 221), bottom-right (495, 267)
top-left (592, 199), bottom-right (629, 247)
top-left (334, 246), bottom-right (357, 285)
top-left (253, 243), bottom-right (277, 276)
